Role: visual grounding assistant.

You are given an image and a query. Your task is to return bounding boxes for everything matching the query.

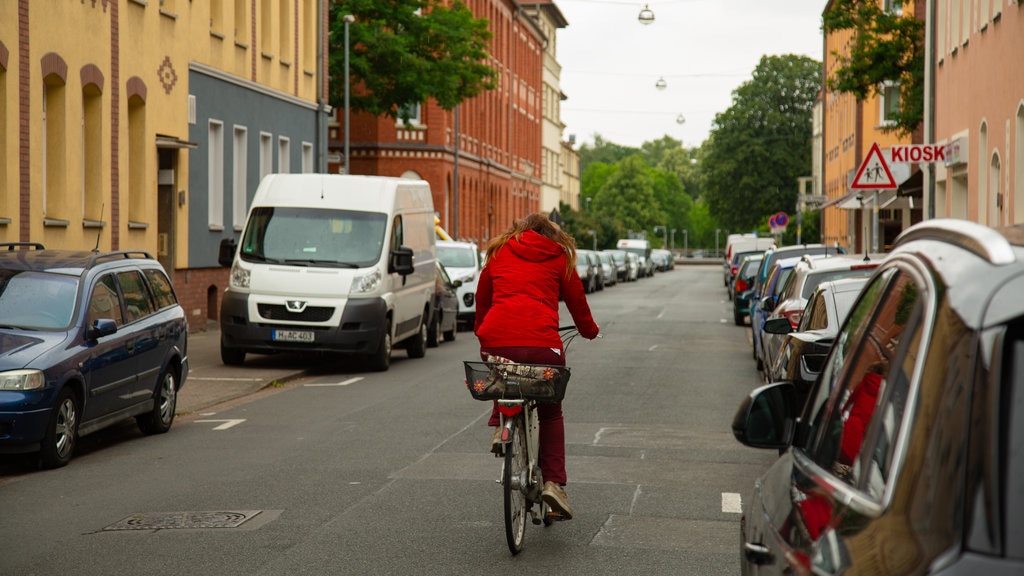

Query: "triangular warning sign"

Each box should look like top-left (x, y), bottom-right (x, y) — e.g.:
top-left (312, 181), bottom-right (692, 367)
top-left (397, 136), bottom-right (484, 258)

top-left (851, 142), bottom-right (898, 190)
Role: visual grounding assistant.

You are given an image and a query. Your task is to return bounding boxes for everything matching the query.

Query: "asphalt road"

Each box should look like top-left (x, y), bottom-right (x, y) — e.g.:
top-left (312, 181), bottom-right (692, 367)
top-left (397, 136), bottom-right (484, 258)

top-left (0, 264), bottom-right (776, 575)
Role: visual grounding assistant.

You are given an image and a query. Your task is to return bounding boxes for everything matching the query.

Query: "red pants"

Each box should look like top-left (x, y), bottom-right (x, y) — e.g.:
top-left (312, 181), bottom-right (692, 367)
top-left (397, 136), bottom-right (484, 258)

top-left (481, 346), bottom-right (567, 485)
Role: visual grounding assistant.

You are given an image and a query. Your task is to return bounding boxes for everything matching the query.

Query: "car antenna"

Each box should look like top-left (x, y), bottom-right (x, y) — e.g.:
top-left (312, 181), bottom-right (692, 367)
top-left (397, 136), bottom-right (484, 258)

top-left (92, 203), bottom-right (105, 253)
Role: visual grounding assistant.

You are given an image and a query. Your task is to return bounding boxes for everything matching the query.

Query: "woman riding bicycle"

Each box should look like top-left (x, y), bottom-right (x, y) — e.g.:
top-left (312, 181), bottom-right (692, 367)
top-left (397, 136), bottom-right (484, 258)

top-left (474, 212), bottom-right (600, 520)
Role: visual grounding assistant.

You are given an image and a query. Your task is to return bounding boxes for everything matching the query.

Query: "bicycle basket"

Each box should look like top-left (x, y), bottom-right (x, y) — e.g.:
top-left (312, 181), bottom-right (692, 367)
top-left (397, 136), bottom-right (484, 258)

top-left (463, 361), bottom-right (571, 402)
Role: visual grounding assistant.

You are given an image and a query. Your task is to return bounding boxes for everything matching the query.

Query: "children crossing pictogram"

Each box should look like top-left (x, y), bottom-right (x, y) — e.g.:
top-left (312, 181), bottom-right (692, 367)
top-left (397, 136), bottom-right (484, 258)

top-left (851, 142), bottom-right (898, 190)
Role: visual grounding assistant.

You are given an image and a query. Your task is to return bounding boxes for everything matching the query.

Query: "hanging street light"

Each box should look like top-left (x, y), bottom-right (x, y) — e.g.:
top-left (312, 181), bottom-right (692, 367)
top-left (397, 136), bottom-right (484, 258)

top-left (676, 114), bottom-right (686, 124)
top-left (638, 4), bottom-right (655, 25)
top-left (655, 76), bottom-right (667, 90)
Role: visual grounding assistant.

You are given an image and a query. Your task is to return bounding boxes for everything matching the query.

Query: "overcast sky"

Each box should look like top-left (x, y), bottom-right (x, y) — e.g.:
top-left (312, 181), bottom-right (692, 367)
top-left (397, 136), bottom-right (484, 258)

top-left (555, 0), bottom-right (826, 150)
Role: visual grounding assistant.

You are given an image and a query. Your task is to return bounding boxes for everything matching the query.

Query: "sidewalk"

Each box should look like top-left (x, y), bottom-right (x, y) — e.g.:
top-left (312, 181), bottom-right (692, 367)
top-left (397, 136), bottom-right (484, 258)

top-left (178, 326), bottom-right (309, 414)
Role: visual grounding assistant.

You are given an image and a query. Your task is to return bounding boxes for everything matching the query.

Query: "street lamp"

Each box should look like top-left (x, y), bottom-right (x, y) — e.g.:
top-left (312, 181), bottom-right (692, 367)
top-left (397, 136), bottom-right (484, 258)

top-left (655, 77), bottom-right (667, 90)
top-left (715, 228), bottom-right (721, 258)
top-left (670, 228), bottom-right (676, 251)
top-left (683, 229), bottom-right (688, 257)
top-left (587, 229), bottom-right (597, 251)
top-left (638, 4), bottom-right (655, 25)
top-left (585, 197), bottom-right (591, 212)
top-left (343, 14), bottom-right (355, 175)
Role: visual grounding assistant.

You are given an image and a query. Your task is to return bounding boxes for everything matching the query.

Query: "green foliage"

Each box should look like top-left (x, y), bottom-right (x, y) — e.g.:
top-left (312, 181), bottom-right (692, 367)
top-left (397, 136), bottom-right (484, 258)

top-left (823, 0), bottom-right (924, 136)
top-left (702, 54), bottom-right (821, 233)
top-left (328, 0), bottom-right (497, 121)
top-left (577, 135), bottom-right (641, 173)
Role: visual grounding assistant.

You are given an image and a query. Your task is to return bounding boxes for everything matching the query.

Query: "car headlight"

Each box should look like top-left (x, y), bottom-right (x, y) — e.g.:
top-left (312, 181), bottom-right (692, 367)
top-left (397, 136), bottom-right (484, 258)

top-left (0, 369), bottom-right (45, 391)
top-left (230, 262), bottom-right (251, 289)
top-left (351, 269), bottom-right (382, 294)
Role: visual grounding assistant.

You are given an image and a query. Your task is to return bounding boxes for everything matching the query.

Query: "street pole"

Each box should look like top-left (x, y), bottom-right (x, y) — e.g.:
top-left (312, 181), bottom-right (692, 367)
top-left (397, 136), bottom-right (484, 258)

top-left (453, 104), bottom-right (460, 239)
top-left (715, 228), bottom-right (720, 258)
top-left (684, 230), bottom-right (688, 257)
top-left (670, 229), bottom-right (676, 251)
top-left (343, 14), bottom-right (354, 175)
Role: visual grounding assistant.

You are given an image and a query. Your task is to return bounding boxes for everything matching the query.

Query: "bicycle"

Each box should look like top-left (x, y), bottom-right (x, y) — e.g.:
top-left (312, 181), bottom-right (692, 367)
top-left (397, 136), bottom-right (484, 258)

top-left (463, 326), bottom-right (581, 555)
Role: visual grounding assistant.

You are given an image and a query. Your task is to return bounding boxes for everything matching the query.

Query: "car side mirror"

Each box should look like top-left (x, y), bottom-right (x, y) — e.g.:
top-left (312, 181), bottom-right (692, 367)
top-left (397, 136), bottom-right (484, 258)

top-left (389, 246), bottom-right (415, 275)
top-left (218, 238), bottom-right (237, 267)
top-left (86, 318), bottom-right (118, 341)
top-left (732, 382), bottom-right (797, 449)
top-left (763, 317), bottom-right (792, 335)
top-left (762, 296), bottom-right (777, 313)
top-left (452, 279), bottom-right (463, 289)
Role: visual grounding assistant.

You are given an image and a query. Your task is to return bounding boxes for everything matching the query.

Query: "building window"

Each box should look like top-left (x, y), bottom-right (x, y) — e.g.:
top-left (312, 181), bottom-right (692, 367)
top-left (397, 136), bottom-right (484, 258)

top-left (302, 0), bottom-right (316, 71)
top-left (279, 0), bottom-right (292, 62)
top-left (234, 0), bottom-right (248, 43)
top-left (261, 0), bottom-right (273, 54)
top-left (883, 0), bottom-right (903, 15)
top-left (208, 120), bottom-right (225, 230)
top-left (278, 136), bottom-right (290, 173)
top-left (44, 77), bottom-right (68, 222)
top-left (82, 85), bottom-right (103, 222)
top-left (211, 0), bottom-right (223, 34)
top-left (127, 95), bottom-right (146, 224)
top-left (880, 82), bottom-right (900, 126)
top-left (233, 126), bottom-right (248, 231)
top-left (302, 142), bottom-right (314, 173)
top-left (260, 132), bottom-right (273, 179)
top-left (397, 102), bottom-right (422, 126)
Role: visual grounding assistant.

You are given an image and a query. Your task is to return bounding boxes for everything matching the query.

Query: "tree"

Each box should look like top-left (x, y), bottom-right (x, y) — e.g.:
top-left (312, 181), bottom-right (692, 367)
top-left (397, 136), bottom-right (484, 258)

top-left (823, 0), bottom-right (923, 136)
top-left (328, 0), bottom-right (497, 122)
top-left (577, 135), bottom-right (641, 173)
top-left (592, 156), bottom-right (666, 238)
top-left (702, 54), bottom-right (821, 232)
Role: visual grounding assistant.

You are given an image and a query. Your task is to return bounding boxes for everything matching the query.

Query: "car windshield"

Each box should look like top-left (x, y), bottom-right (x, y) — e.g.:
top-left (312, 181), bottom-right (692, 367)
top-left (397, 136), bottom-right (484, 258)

top-left (0, 270), bottom-right (79, 330)
top-left (239, 207), bottom-right (387, 268)
top-left (437, 246), bottom-right (478, 268)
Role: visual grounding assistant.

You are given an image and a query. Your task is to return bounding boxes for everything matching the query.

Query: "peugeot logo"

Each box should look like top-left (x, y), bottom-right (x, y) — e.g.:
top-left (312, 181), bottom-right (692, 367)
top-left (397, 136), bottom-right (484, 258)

top-left (285, 300), bottom-right (307, 313)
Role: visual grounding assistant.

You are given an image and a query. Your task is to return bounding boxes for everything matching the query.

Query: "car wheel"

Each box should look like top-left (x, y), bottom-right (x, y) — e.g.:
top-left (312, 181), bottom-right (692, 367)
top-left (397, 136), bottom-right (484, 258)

top-left (443, 322), bottom-right (456, 342)
top-left (734, 311), bottom-right (745, 326)
top-left (367, 318), bottom-right (392, 372)
top-left (221, 338), bottom-right (246, 366)
top-left (406, 312), bottom-right (428, 359)
top-left (427, 313), bottom-right (440, 348)
top-left (137, 368), bottom-right (178, 435)
top-left (40, 387), bottom-right (79, 469)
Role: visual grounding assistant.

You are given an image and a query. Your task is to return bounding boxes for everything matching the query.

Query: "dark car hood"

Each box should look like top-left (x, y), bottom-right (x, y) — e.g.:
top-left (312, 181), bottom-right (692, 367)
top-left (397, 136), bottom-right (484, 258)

top-left (0, 331), bottom-right (70, 370)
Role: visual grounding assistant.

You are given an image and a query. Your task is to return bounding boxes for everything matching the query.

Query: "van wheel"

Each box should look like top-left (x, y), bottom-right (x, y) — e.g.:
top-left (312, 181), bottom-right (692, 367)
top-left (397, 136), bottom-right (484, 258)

top-left (221, 338), bottom-right (246, 366)
top-left (427, 314), bottom-right (440, 348)
top-left (367, 318), bottom-right (392, 372)
top-left (406, 313), bottom-right (428, 359)
top-left (40, 388), bottom-right (79, 469)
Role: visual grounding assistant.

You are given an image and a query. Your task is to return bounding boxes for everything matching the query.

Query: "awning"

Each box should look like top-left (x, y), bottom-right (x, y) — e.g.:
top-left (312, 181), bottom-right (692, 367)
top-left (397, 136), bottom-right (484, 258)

top-left (155, 134), bottom-right (198, 149)
top-left (821, 190), bottom-right (859, 209)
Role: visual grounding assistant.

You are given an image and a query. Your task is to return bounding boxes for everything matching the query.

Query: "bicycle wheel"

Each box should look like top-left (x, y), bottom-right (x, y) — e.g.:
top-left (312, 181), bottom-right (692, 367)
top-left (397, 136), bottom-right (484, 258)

top-left (503, 416), bottom-right (527, 555)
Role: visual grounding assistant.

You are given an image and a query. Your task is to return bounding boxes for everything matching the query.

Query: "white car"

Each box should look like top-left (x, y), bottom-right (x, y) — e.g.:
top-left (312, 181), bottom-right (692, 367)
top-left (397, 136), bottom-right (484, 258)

top-left (436, 240), bottom-right (483, 328)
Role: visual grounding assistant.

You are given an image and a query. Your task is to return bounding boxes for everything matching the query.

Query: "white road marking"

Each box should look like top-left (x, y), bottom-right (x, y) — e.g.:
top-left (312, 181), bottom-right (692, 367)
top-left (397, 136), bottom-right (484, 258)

top-left (722, 492), bottom-right (743, 514)
top-left (305, 377), bottom-right (364, 387)
top-left (187, 376), bottom-right (263, 382)
top-left (648, 345), bottom-right (658, 352)
top-left (194, 419), bottom-right (247, 430)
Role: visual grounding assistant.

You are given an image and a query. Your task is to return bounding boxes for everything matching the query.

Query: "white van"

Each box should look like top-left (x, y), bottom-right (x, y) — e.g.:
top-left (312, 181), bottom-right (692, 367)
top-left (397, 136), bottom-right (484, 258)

top-left (217, 174), bottom-right (436, 371)
top-left (616, 239), bottom-right (653, 277)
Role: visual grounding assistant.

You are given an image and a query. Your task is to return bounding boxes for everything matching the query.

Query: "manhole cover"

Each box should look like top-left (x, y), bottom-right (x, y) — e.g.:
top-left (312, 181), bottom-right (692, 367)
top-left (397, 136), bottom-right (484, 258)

top-left (103, 510), bottom-right (262, 531)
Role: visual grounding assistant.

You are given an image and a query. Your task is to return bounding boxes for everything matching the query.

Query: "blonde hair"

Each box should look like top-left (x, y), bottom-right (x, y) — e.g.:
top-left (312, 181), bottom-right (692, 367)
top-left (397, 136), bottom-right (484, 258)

top-left (485, 213), bottom-right (577, 276)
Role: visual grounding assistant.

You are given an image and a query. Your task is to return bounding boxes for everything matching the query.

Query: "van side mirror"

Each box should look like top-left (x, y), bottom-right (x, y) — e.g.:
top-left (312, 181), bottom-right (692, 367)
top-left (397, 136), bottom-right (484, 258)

top-left (218, 238), bottom-right (237, 267)
top-left (390, 246), bottom-right (415, 275)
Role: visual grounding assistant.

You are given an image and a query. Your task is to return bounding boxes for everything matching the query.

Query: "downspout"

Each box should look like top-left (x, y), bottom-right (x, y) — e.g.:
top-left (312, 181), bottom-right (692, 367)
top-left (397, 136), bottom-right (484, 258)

top-left (923, 0), bottom-right (935, 219)
top-left (316, 0), bottom-right (325, 173)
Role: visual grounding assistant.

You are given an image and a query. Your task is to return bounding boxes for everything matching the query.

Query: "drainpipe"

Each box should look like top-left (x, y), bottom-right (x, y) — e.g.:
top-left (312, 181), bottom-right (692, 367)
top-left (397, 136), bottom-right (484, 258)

top-left (924, 0), bottom-right (935, 219)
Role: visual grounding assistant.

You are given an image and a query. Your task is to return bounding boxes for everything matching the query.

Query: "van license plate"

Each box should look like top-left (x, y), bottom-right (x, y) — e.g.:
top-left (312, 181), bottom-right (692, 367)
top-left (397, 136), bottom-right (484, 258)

top-left (272, 330), bottom-right (314, 342)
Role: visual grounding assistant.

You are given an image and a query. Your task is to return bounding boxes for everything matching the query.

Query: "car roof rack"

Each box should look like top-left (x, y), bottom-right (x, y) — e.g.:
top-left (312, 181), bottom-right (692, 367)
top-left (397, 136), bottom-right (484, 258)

top-left (87, 250), bottom-right (155, 268)
top-left (894, 219), bottom-right (1015, 266)
top-left (2, 242), bottom-right (46, 251)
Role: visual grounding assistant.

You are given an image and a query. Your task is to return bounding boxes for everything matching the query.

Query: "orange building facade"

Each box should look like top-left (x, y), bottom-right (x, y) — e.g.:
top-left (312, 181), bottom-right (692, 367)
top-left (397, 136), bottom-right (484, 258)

top-left (328, 0), bottom-right (545, 248)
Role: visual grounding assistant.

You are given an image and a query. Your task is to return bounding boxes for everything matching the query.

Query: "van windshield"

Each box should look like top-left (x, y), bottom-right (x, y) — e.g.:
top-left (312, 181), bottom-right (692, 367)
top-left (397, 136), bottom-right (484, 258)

top-left (240, 207), bottom-right (388, 268)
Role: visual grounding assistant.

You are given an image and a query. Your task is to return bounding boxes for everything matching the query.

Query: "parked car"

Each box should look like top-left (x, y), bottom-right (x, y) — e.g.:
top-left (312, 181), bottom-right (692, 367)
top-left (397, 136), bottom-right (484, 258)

top-left (750, 256), bottom-right (806, 372)
top-left (604, 249), bottom-right (629, 282)
top-left (762, 276), bottom-right (871, 407)
top-left (728, 249), bottom-right (769, 301)
top-left (724, 235), bottom-right (776, 287)
top-left (651, 248), bottom-right (674, 271)
top-left (0, 243), bottom-right (188, 469)
top-left (760, 254), bottom-right (883, 377)
top-left (733, 219), bottom-right (1024, 575)
top-left (575, 249), bottom-right (599, 293)
top-left (597, 251), bottom-right (617, 287)
top-left (732, 253), bottom-right (764, 325)
top-left (624, 252), bottom-right (641, 282)
top-left (428, 261), bottom-right (460, 347)
top-left (436, 239), bottom-right (483, 329)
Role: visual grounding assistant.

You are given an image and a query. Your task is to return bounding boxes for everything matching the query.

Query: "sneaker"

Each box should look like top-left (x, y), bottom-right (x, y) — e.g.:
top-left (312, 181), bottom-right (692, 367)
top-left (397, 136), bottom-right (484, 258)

top-left (490, 426), bottom-right (502, 455)
top-left (542, 481), bottom-right (573, 520)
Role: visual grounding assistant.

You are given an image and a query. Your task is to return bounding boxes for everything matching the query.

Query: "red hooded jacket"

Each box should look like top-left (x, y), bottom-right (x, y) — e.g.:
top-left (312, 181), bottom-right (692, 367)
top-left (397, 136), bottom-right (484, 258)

top-left (474, 230), bottom-right (600, 350)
